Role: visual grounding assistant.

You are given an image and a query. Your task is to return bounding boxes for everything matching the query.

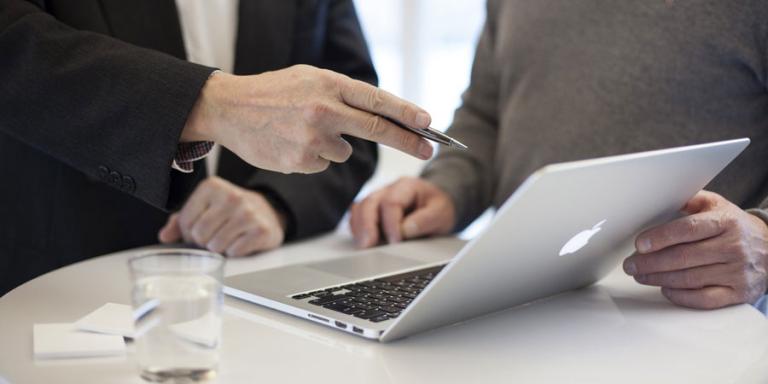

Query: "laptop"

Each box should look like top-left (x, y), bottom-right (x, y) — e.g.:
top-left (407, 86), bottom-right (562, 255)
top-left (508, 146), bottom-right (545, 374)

top-left (225, 138), bottom-right (749, 342)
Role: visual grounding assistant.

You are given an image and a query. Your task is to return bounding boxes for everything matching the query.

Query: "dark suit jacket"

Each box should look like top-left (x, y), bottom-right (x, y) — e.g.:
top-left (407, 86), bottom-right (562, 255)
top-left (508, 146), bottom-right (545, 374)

top-left (0, 0), bottom-right (378, 295)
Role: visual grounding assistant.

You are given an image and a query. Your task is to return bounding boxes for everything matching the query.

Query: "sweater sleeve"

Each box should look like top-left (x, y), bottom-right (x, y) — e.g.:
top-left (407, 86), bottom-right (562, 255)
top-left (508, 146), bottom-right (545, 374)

top-left (420, 0), bottom-right (502, 231)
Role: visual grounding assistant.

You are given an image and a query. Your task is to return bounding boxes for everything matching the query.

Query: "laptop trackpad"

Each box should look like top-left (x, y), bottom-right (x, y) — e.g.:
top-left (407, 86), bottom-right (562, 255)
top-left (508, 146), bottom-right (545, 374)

top-left (309, 252), bottom-right (424, 280)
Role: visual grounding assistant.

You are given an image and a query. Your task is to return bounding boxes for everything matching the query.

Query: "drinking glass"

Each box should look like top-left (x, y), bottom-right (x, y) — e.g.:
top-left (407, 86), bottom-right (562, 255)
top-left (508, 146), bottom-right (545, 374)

top-left (129, 249), bottom-right (225, 382)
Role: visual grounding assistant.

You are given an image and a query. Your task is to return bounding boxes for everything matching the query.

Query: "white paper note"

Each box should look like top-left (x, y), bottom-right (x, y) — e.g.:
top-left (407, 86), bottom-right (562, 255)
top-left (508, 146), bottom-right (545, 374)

top-left (33, 323), bottom-right (125, 359)
top-left (74, 303), bottom-right (135, 338)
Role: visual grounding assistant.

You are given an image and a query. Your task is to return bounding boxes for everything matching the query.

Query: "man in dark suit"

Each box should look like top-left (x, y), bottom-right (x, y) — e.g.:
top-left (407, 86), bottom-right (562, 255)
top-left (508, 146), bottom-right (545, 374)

top-left (0, 0), bottom-right (435, 295)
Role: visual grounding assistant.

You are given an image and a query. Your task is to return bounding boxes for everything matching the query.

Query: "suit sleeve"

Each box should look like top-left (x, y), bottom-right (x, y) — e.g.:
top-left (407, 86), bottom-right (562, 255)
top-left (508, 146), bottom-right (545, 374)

top-left (239, 0), bottom-right (378, 240)
top-left (420, 0), bottom-right (502, 231)
top-left (0, 0), bottom-right (215, 210)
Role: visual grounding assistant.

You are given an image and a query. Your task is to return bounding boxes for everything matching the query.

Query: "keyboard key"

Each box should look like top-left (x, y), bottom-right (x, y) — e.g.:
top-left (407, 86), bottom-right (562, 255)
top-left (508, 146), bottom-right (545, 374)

top-left (353, 310), bottom-right (386, 320)
top-left (370, 315), bottom-right (390, 323)
top-left (390, 297), bottom-right (409, 304)
top-left (308, 295), bottom-right (344, 306)
top-left (379, 306), bottom-right (401, 314)
top-left (358, 303), bottom-right (379, 311)
top-left (341, 307), bottom-right (365, 315)
top-left (323, 303), bottom-right (350, 312)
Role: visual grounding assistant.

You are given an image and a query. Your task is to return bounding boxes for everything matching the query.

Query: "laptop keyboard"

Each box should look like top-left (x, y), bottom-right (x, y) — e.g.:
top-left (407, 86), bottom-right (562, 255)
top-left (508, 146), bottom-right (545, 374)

top-left (291, 265), bottom-right (445, 323)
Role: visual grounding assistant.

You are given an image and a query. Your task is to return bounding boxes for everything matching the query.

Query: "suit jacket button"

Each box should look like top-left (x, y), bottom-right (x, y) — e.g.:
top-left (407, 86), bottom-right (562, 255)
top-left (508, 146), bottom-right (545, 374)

top-left (122, 176), bottom-right (136, 193)
top-left (98, 165), bottom-right (110, 181)
top-left (109, 170), bottom-right (122, 187)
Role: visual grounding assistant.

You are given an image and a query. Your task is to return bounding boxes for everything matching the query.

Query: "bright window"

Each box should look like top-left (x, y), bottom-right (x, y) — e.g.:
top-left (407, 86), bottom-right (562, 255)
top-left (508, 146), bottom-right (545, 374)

top-left (346, 0), bottom-right (491, 238)
top-left (354, 0), bottom-right (486, 131)
top-left (354, 0), bottom-right (485, 188)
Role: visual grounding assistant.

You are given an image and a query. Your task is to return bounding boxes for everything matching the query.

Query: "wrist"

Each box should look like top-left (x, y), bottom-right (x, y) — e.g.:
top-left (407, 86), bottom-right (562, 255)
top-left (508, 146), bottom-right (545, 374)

top-left (181, 70), bottom-right (230, 142)
top-left (747, 211), bottom-right (768, 293)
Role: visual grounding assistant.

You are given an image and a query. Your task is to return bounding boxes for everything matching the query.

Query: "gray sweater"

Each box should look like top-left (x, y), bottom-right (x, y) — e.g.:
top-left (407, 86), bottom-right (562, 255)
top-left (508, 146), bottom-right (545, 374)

top-left (423, 0), bottom-right (768, 230)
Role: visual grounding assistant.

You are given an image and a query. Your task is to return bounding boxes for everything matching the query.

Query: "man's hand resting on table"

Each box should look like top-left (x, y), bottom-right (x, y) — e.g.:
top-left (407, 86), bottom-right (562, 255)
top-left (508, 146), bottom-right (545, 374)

top-left (350, 177), bottom-right (456, 248)
top-left (623, 191), bottom-right (768, 309)
top-left (181, 65), bottom-right (435, 174)
top-left (158, 177), bottom-right (285, 257)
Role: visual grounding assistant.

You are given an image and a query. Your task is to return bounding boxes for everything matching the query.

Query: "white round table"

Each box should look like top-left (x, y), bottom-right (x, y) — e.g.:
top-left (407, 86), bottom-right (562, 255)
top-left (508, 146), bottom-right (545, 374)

top-left (2, 234), bottom-right (767, 384)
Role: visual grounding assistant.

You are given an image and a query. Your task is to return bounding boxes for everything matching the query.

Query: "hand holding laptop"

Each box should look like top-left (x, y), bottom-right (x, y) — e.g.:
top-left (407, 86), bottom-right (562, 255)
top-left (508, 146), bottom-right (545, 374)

top-left (351, 139), bottom-right (767, 313)
top-left (623, 190), bottom-right (768, 309)
top-left (350, 177), bottom-right (456, 248)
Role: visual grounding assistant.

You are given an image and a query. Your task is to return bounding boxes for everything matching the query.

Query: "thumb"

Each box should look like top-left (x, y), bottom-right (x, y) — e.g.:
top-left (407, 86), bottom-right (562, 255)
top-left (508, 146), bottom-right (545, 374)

top-left (401, 202), bottom-right (446, 239)
top-left (681, 191), bottom-right (718, 215)
top-left (158, 213), bottom-right (182, 243)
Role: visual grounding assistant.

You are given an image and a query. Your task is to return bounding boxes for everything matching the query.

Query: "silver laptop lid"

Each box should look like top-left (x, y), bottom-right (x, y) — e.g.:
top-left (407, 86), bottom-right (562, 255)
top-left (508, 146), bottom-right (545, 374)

top-left (381, 138), bottom-right (749, 342)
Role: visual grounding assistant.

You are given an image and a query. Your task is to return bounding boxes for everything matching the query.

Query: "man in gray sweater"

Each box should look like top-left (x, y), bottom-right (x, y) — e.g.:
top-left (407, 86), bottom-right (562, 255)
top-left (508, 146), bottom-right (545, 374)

top-left (350, 0), bottom-right (768, 311)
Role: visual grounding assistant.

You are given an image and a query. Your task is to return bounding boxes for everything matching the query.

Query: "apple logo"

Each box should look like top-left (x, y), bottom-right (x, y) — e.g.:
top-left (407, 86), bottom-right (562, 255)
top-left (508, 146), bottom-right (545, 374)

top-left (558, 219), bottom-right (607, 256)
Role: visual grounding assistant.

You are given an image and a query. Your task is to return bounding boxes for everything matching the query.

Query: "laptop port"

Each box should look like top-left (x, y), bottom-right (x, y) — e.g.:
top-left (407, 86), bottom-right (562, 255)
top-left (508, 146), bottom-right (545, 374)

top-left (335, 321), bottom-right (347, 329)
top-left (352, 326), bottom-right (364, 334)
top-left (308, 314), bottom-right (329, 323)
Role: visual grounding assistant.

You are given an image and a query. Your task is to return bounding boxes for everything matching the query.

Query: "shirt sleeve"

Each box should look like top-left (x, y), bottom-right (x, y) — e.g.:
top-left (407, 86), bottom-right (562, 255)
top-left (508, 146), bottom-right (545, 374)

top-left (172, 141), bottom-right (214, 173)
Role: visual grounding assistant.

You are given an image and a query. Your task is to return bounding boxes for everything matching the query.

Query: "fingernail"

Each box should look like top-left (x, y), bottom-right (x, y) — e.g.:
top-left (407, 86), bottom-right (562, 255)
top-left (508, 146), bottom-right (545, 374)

top-left (637, 238), bottom-right (652, 253)
top-left (415, 112), bottom-right (430, 128)
top-left (624, 260), bottom-right (637, 275)
top-left (403, 221), bottom-right (419, 238)
top-left (418, 142), bottom-right (433, 159)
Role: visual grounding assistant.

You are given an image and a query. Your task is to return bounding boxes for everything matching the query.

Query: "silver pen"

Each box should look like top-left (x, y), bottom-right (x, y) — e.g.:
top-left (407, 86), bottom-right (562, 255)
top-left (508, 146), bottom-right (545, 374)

top-left (384, 117), bottom-right (468, 150)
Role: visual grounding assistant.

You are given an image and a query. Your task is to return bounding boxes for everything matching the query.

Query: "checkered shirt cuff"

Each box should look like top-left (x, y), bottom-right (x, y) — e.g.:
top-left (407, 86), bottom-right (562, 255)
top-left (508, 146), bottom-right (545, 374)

top-left (172, 141), bottom-right (214, 173)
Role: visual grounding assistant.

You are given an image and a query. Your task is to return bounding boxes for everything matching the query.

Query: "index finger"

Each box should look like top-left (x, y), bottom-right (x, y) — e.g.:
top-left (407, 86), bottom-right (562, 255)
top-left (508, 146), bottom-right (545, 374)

top-left (177, 183), bottom-right (215, 234)
top-left (332, 106), bottom-right (434, 160)
top-left (350, 192), bottom-right (384, 248)
top-left (635, 211), bottom-right (726, 254)
top-left (338, 77), bottom-right (431, 130)
top-left (379, 181), bottom-right (418, 244)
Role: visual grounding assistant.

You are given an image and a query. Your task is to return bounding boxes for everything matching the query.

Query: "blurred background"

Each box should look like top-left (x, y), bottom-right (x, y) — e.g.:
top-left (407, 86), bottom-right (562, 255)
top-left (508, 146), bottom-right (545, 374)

top-left (353, 0), bottom-right (485, 192)
top-left (345, 0), bottom-right (490, 236)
